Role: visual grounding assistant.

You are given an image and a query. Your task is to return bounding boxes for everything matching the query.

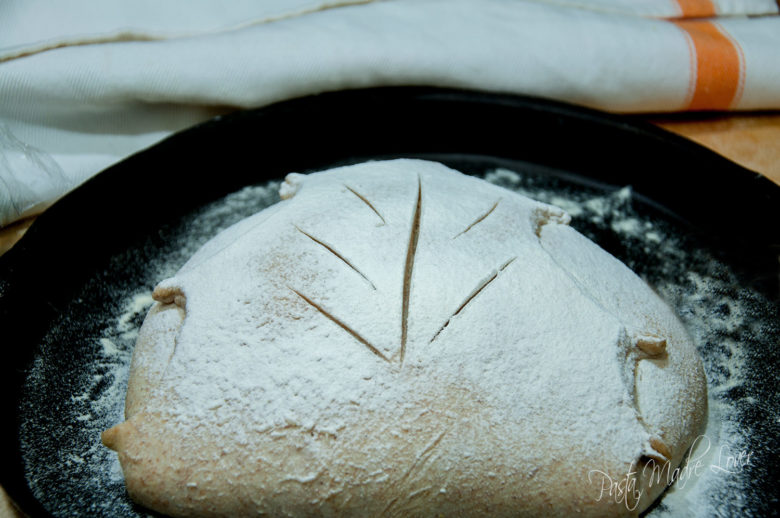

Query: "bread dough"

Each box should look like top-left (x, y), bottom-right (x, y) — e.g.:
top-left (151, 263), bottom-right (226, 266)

top-left (102, 159), bottom-right (707, 517)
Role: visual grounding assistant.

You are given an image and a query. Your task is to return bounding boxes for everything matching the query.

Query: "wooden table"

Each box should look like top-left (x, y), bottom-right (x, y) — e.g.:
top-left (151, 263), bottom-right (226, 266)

top-left (1, 113), bottom-right (778, 518)
top-left (650, 112), bottom-right (780, 185)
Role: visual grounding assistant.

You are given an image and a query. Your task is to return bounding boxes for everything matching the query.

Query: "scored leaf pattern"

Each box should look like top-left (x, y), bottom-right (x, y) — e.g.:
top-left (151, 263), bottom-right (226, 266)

top-left (279, 168), bottom-right (676, 476)
top-left (289, 174), bottom-right (510, 367)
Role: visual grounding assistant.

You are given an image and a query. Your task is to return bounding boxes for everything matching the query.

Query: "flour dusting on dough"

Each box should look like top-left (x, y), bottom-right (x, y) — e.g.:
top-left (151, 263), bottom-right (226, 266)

top-left (17, 165), bottom-right (776, 517)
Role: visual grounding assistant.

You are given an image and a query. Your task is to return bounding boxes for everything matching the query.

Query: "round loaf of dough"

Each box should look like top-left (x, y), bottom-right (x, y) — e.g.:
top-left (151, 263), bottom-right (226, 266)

top-left (103, 159), bottom-right (706, 517)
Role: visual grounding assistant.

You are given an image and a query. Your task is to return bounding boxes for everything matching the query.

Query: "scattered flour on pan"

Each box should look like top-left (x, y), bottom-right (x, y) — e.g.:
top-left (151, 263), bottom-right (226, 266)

top-left (18, 166), bottom-right (778, 517)
top-left (19, 182), bottom-right (282, 517)
top-left (485, 167), bottom-right (779, 518)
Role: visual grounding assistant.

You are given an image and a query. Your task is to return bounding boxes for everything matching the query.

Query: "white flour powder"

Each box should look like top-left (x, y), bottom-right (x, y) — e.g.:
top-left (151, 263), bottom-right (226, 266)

top-left (17, 164), bottom-right (778, 517)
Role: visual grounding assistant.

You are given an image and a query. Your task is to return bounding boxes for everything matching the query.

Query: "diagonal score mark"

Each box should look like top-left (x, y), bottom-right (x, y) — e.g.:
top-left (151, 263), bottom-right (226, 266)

top-left (400, 175), bottom-right (422, 366)
top-left (399, 428), bottom-right (449, 485)
top-left (381, 427), bottom-right (450, 516)
top-left (295, 226), bottom-right (376, 290)
top-left (453, 198), bottom-right (501, 239)
top-left (430, 257), bottom-right (517, 344)
top-left (290, 288), bottom-right (390, 363)
top-left (345, 185), bottom-right (386, 225)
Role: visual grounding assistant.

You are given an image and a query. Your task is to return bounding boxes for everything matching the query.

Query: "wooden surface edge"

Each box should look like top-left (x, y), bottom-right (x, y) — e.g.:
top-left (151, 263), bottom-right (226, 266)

top-left (0, 486), bottom-right (24, 518)
top-left (649, 111), bottom-right (780, 186)
top-left (0, 217), bottom-right (35, 259)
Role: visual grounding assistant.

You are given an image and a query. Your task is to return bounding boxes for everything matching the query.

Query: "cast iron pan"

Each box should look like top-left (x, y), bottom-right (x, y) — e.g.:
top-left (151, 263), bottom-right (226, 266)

top-left (0, 87), bottom-right (778, 516)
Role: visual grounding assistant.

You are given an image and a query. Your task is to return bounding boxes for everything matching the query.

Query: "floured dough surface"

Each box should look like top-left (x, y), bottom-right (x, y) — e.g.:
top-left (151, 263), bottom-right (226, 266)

top-left (102, 159), bottom-right (706, 517)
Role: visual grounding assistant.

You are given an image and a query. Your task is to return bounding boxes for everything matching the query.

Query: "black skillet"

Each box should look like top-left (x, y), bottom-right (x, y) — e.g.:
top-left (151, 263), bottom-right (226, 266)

top-left (1, 87), bottom-right (778, 516)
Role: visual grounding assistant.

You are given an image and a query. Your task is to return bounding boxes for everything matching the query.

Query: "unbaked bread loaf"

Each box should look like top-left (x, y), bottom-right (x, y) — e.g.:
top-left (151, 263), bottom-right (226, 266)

top-left (102, 159), bottom-right (707, 517)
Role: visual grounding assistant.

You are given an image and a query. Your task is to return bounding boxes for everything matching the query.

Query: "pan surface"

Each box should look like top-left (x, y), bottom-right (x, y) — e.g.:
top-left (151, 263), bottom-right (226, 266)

top-left (1, 87), bottom-right (778, 517)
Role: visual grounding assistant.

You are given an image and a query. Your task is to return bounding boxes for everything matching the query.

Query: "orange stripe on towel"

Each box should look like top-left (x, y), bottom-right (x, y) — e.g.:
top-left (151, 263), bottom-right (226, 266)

top-left (674, 0), bottom-right (716, 18)
top-left (674, 21), bottom-right (744, 110)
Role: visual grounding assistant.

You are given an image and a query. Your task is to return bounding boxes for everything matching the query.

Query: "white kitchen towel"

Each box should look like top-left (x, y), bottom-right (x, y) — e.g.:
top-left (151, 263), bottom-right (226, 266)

top-left (1, 0), bottom-right (779, 227)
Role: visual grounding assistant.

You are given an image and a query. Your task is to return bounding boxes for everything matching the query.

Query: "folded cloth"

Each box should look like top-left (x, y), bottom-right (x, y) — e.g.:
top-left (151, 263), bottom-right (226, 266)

top-left (1, 0), bottom-right (779, 227)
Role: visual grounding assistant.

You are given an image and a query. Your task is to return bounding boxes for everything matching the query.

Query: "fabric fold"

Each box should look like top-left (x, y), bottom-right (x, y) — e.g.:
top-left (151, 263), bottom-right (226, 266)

top-left (1, 0), bottom-right (778, 227)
